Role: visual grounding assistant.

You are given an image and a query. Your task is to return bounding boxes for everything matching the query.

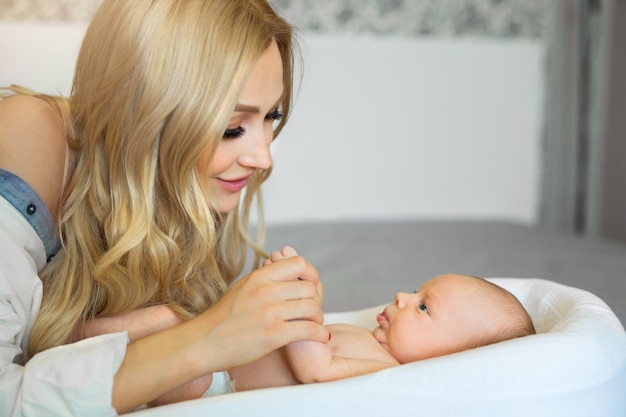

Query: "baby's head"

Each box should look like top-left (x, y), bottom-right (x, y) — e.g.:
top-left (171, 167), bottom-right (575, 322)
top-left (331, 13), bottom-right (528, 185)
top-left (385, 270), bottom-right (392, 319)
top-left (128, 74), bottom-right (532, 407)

top-left (373, 274), bottom-right (535, 364)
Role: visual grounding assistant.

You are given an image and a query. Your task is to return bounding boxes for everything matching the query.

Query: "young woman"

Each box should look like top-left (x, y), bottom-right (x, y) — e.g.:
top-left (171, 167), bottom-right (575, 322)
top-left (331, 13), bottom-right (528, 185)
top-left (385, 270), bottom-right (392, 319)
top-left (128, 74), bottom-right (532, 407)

top-left (0, 0), bottom-right (329, 414)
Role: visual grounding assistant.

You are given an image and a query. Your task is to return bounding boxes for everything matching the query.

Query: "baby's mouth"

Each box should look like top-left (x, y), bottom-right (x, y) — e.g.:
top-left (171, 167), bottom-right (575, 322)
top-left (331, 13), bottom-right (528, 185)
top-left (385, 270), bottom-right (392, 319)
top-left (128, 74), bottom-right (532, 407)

top-left (376, 309), bottom-right (389, 326)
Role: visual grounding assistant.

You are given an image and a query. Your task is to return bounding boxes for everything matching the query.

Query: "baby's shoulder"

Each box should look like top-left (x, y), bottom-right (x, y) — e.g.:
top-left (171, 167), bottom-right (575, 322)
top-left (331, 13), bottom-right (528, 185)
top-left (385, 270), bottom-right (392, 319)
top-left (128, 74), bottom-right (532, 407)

top-left (327, 323), bottom-right (372, 336)
top-left (326, 323), bottom-right (397, 365)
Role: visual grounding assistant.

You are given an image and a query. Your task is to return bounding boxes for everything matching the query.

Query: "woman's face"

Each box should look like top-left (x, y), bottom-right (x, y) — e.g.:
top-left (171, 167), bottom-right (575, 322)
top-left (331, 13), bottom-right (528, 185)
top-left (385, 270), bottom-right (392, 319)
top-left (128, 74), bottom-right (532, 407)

top-left (196, 40), bottom-right (284, 213)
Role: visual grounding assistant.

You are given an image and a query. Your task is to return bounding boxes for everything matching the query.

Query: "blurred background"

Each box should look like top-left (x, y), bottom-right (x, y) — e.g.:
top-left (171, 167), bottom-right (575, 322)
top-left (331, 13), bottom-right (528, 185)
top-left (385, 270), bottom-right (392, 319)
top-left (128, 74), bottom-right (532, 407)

top-left (1, 0), bottom-right (624, 244)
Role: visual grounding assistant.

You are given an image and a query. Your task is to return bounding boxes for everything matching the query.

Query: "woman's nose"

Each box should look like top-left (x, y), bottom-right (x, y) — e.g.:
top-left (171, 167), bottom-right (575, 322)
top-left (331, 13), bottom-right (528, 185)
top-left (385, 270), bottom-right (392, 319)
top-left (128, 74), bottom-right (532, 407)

top-left (240, 127), bottom-right (272, 170)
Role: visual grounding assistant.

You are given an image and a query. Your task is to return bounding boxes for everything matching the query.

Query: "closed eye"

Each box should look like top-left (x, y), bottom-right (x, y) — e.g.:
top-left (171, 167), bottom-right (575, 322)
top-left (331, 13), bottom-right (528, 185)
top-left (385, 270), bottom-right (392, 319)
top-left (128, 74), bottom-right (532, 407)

top-left (223, 126), bottom-right (245, 140)
top-left (223, 109), bottom-right (283, 140)
top-left (265, 109), bottom-right (283, 121)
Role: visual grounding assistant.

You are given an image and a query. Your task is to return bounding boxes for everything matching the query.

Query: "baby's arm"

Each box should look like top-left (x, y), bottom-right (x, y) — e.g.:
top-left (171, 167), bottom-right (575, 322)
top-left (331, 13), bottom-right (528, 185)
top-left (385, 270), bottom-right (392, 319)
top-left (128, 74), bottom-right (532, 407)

top-left (286, 324), bottom-right (399, 383)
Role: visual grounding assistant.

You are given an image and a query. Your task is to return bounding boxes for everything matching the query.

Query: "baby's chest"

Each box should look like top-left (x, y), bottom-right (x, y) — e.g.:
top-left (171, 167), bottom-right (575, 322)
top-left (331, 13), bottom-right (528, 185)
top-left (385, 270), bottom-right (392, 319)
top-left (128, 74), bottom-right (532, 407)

top-left (329, 324), bottom-right (391, 361)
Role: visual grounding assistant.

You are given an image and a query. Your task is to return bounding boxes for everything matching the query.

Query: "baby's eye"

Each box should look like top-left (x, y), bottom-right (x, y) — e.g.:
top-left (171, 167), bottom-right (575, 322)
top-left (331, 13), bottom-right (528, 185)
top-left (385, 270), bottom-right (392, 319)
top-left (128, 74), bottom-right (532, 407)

top-left (419, 304), bottom-right (429, 313)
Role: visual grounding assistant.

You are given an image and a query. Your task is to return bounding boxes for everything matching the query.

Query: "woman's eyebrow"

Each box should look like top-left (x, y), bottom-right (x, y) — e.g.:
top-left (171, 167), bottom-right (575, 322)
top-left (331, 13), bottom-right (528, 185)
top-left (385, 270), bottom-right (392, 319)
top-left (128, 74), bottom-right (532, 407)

top-left (233, 92), bottom-right (285, 115)
top-left (234, 103), bottom-right (260, 113)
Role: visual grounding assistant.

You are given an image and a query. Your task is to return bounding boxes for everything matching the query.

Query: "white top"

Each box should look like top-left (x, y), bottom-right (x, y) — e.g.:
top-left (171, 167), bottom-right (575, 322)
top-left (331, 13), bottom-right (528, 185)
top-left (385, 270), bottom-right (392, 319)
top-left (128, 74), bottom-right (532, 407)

top-left (0, 196), bottom-right (128, 416)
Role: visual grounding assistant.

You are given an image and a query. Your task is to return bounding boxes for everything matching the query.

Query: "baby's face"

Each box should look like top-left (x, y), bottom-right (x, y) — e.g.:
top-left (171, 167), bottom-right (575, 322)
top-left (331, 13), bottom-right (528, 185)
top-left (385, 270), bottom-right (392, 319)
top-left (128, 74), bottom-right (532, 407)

top-left (372, 274), bottom-right (488, 363)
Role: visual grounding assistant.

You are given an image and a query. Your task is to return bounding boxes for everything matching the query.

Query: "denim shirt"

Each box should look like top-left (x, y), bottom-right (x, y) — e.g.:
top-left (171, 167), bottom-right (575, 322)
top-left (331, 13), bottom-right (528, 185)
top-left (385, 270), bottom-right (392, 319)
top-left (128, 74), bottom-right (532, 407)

top-left (0, 168), bottom-right (60, 261)
top-left (0, 168), bottom-right (127, 417)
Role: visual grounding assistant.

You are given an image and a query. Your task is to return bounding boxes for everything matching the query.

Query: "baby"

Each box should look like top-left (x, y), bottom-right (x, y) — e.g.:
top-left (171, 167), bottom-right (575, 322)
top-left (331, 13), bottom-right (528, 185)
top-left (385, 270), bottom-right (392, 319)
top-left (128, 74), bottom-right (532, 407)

top-left (230, 246), bottom-right (536, 388)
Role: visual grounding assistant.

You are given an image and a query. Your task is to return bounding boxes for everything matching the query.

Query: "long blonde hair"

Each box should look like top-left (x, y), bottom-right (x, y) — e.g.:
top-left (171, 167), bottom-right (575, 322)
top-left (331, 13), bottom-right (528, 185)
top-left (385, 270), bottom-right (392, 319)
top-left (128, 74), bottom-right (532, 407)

top-left (29, 0), bottom-right (297, 356)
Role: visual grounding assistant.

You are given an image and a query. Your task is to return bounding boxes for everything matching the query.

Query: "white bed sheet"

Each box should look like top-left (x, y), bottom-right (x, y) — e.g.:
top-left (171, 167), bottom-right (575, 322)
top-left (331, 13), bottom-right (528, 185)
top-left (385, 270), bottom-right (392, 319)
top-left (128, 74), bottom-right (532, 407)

top-left (134, 278), bottom-right (626, 417)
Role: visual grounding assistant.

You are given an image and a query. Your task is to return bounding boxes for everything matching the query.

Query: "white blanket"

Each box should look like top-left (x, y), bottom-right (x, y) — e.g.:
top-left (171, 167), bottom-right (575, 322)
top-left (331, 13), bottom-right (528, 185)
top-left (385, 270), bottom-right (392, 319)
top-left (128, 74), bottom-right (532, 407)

top-left (135, 278), bottom-right (626, 417)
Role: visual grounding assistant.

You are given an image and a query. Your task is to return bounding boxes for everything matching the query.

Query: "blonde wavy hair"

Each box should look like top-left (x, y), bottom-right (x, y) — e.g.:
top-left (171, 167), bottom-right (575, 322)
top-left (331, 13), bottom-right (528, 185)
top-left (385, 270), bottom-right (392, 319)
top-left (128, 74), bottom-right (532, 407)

top-left (28, 0), bottom-right (298, 356)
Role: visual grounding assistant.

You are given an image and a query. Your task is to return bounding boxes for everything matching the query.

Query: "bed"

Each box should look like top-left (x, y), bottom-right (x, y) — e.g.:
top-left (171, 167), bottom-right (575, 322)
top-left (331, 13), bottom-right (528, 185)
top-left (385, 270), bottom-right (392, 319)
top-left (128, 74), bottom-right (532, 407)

top-left (134, 220), bottom-right (626, 417)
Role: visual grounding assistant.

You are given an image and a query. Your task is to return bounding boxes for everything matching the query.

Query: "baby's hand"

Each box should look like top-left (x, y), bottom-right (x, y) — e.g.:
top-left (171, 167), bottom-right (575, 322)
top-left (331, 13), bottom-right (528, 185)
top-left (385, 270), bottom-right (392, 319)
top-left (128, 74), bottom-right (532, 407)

top-left (263, 246), bottom-right (299, 266)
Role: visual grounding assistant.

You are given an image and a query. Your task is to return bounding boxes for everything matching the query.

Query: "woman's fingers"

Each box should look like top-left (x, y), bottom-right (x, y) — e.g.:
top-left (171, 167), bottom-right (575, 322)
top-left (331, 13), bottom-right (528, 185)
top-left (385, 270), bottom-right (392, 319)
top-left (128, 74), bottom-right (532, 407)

top-left (280, 317), bottom-right (329, 344)
top-left (250, 298), bottom-right (327, 343)
top-left (252, 276), bottom-right (320, 301)
top-left (316, 279), bottom-right (324, 302)
top-left (249, 258), bottom-right (323, 309)
top-left (200, 253), bottom-right (328, 368)
top-left (200, 295), bottom-right (328, 368)
top-left (258, 256), bottom-right (319, 285)
top-left (264, 247), bottom-right (324, 301)
top-left (238, 278), bottom-right (323, 323)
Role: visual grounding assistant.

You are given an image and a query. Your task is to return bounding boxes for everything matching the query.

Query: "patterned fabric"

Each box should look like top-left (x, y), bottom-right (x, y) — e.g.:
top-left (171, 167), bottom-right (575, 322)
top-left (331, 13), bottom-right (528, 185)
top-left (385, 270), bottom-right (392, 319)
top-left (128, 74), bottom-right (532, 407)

top-left (0, 0), bottom-right (549, 39)
top-left (275, 0), bottom-right (549, 38)
top-left (0, 0), bottom-right (100, 21)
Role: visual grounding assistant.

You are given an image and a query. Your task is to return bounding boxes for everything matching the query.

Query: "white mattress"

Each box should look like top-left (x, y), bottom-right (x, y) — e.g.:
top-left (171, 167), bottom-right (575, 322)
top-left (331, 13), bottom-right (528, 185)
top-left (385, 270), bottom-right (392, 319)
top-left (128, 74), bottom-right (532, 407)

top-left (135, 278), bottom-right (626, 417)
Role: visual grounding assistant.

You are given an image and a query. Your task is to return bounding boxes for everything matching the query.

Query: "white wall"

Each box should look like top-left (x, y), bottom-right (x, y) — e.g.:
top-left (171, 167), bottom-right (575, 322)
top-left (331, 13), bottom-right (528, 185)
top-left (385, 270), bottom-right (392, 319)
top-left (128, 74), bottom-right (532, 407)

top-left (0, 22), bottom-right (84, 96)
top-left (263, 33), bottom-right (544, 225)
top-left (0, 24), bottom-right (544, 226)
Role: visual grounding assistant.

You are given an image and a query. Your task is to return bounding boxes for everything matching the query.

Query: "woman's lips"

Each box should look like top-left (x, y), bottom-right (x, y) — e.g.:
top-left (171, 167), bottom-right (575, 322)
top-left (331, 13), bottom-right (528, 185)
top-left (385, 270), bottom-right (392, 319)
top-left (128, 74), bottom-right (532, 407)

top-left (216, 176), bottom-right (250, 193)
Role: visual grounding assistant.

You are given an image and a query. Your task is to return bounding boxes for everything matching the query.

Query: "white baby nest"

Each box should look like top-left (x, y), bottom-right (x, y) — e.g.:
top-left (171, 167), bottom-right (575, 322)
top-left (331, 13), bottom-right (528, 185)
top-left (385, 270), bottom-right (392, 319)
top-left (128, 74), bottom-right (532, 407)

top-left (137, 278), bottom-right (626, 417)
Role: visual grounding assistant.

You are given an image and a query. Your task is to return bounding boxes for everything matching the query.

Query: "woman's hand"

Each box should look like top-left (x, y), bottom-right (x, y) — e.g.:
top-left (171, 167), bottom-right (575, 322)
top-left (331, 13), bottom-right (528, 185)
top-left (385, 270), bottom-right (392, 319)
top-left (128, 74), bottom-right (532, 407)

top-left (112, 253), bottom-right (328, 412)
top-left (263, 246), bottom-right (324, 300)
top-left (196, 252), bottom-right (328, 370)
top-left (68, 305), bottom-right (183, 344)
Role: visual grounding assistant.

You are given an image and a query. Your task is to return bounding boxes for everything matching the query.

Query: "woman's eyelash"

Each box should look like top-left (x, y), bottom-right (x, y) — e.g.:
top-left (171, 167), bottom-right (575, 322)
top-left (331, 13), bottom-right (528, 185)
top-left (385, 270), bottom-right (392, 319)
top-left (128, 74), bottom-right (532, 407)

top-left (223, 109), bottom-right (282, 140)
top-left (266, 109), bottom-right (283, 121)
top-left (223, 126), bottom-right (245, 139)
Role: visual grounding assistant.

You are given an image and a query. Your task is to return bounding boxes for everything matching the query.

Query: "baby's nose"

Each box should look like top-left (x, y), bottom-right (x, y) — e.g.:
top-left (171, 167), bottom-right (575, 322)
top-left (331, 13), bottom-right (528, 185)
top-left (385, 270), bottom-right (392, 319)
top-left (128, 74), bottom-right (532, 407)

top-left (395, 292), bottom-right (414, 308)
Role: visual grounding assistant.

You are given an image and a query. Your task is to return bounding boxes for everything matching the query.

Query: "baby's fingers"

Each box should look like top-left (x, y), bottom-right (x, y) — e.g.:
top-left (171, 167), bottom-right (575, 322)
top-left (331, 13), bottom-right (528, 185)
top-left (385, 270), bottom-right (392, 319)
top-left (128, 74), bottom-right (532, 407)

top-left (267, 246), bottom-right (299, 264)
top-left (269, 250), bottom-right (287, 263)
top-left (281, 246), bottom-right (298, 257)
